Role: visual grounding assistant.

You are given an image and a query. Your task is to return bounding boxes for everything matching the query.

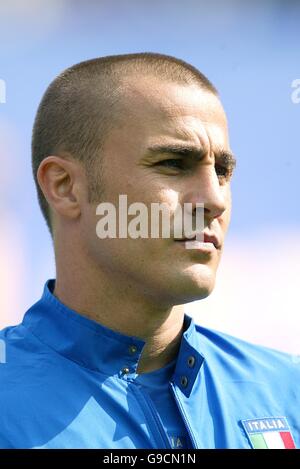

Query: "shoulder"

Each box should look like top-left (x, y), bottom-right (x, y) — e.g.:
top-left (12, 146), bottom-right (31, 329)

top-left (0, 323), bottom-right (73, 448)
top-left (0, 323), bottom-right (47, 397)
top-left (0, 324), bottom-right (37, 447)
top-left (193, 323), bottom-right (300, 381)
top-left (0, 322), bottom-right (41, 368)
top-left (192, 324), bottom-right (300, 448)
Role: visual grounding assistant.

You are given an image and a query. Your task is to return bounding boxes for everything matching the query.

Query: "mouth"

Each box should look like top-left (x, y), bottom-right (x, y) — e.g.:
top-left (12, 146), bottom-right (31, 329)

top-left (174, 232), bottom-right (221, 250)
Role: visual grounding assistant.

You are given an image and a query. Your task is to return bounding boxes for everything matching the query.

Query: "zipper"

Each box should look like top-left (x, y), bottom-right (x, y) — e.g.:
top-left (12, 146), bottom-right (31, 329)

top-left (130, 382), bottom-right (172, 449)
top-left (169, 381), bottom-right (198, 449)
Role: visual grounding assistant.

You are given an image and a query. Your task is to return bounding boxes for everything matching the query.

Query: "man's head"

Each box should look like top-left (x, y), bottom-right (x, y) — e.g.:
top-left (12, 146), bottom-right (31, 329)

top-left (33, 52), bottom-right (235, 306)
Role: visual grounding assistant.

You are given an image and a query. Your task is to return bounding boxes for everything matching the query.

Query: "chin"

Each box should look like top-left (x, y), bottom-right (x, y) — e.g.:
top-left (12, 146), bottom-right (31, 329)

top-left (166, 264), bottom-right (217, 305)
top-left (181, 283), bottom-right (214, 304)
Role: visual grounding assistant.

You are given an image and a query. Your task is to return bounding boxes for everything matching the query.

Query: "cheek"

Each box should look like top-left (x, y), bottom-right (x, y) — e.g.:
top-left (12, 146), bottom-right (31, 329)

top-left (127, 181), bottom-right (180, 210)
top-left (155, 188), bottom-right (180, 208)
top-left (221, 187), bottom-right (232, 232)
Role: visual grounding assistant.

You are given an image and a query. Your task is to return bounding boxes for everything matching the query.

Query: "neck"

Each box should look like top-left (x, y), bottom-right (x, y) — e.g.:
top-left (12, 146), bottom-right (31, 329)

top-left (53, 243), bottom-right (185, 374)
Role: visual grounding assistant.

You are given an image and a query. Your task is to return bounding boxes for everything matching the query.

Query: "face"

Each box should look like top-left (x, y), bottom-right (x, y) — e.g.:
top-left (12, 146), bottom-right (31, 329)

top-left (80, 77), bottom-right (235, 306)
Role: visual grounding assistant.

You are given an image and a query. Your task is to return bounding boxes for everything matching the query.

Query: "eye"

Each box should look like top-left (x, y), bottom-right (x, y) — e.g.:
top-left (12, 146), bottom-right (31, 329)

top-left (215, 163), bottom-right (234, 182)
top-left (156, 158), bottom-right (186, 170)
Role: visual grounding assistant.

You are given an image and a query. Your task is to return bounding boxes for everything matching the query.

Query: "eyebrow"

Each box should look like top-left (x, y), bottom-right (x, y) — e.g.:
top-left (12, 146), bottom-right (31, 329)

top-left (146, 143), bottom-right (237, 167)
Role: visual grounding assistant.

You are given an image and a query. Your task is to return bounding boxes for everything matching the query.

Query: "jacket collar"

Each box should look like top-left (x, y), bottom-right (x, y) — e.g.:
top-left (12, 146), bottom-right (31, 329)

top-left (22, 279), bottom-right (204, 395)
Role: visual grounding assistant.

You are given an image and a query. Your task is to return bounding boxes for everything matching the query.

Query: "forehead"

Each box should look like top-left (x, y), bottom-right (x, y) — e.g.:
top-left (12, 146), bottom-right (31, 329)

top-left (114, 76), bottom-right (229, 154)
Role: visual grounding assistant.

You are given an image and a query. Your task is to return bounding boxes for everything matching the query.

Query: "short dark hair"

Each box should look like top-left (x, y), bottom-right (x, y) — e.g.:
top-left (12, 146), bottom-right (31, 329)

top-left (31, 52), bottom-right (218, 235)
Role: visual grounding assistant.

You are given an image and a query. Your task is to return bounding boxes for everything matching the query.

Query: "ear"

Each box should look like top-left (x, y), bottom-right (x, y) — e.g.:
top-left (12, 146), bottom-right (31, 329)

top-left (37, 156), bottom-right (84, 222)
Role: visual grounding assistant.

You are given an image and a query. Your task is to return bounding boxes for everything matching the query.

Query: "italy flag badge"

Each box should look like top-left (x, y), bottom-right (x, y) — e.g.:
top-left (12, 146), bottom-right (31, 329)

top-left (241, 417), bottom-right (296, 449)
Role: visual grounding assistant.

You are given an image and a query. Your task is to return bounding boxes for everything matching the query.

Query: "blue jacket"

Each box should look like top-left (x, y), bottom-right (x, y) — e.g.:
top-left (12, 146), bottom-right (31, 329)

top-left (0, 279), bottom-right (299, 449)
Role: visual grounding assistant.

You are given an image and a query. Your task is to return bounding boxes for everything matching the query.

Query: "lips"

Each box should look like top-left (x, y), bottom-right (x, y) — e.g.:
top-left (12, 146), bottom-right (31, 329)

top-left (174, 231), bottom-right (221, 249)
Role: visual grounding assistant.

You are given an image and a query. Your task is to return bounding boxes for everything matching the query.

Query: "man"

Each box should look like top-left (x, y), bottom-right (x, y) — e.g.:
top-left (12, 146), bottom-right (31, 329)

top-left (0, 53), bottom-right (299, 449)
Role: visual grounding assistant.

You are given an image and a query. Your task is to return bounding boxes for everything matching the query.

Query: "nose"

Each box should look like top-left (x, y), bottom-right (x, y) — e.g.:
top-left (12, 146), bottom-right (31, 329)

top-left (181, 167), bottom-right (227, 222)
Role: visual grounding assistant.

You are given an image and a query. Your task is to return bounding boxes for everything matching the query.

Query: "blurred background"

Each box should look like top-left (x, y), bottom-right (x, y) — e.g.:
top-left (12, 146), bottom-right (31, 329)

top-left (0, 0), bottom-right (299, 354)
